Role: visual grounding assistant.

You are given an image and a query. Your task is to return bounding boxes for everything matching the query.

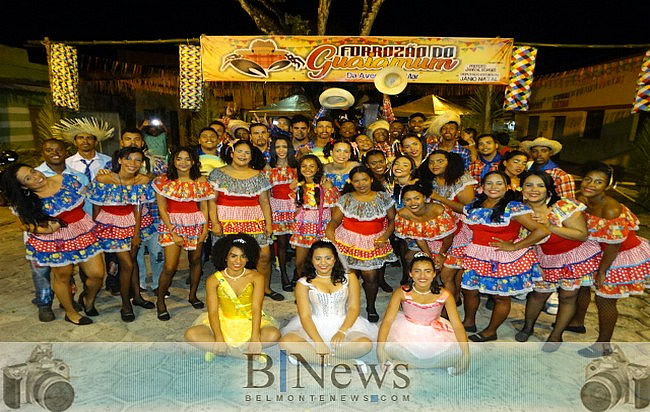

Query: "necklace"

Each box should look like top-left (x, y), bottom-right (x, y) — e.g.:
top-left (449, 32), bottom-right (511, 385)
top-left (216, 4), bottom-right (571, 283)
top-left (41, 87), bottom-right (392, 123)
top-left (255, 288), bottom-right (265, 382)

top-left (412, 287), bottom-right (432, 295)
top-left (315, 273), bottom-right (331, 279)
top-left (223, 268), bottom-right (246, 281)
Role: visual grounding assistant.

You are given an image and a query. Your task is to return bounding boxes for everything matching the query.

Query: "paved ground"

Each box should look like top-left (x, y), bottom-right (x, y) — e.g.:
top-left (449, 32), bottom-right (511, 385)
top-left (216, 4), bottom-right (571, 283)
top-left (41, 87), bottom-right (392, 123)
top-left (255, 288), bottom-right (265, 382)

top-left (0, 207), bottom-right (648, 344)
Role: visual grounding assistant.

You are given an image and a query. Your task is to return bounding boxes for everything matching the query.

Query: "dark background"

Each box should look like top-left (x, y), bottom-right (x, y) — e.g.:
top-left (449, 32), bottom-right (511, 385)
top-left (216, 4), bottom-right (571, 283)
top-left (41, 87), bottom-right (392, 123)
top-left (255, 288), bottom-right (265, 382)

top-left (1, 0), bottom-right (647, 74)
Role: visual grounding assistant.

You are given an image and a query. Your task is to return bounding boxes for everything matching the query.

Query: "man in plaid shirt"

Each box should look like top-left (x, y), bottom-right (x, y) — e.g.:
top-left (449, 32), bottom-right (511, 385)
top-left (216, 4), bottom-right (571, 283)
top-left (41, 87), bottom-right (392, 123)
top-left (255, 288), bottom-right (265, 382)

top-left (468, 133), bottom-right (503, 185)
top-left (430, 121), bottom-right (472, 170)
top-left (521, 137), bottom-right (575, 199)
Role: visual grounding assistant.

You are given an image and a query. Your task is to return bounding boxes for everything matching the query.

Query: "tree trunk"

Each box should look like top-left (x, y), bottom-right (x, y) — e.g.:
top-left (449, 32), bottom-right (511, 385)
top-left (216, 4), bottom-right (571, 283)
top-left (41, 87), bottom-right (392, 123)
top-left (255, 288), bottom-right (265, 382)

top-left (236, 0), bottom-right (284, 34)
top-left (317, 0), bottom-right (332, 35)
top-left (483, 85), bottom-right (493, 133)
top-left (359, 0), bottom-right (385, 36)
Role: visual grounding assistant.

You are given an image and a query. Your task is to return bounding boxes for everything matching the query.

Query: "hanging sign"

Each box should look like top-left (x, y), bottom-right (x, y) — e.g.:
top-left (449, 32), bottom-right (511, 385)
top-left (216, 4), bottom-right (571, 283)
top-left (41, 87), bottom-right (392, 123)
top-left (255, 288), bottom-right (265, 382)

top-left (201, 36), bottom-right (513, 84)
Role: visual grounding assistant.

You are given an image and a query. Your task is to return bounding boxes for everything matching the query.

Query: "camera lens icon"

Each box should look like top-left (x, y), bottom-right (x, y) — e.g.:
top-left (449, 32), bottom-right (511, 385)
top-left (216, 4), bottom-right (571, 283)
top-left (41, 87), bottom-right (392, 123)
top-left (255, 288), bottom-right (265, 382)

top-left (3, 344), bottom-right (75, 412)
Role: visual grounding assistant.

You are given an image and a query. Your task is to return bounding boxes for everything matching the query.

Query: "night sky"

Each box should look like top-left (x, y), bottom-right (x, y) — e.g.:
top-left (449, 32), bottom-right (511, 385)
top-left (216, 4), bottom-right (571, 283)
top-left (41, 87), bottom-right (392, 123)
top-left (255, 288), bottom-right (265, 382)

top-left (1, 0), bottom-right (646, 74)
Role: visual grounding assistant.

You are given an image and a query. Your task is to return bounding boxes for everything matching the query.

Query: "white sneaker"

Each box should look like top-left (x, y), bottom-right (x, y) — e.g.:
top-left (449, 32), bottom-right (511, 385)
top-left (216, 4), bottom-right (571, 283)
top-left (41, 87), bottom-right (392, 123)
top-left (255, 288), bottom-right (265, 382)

top-left (544, 292), bottom-right (559, 315)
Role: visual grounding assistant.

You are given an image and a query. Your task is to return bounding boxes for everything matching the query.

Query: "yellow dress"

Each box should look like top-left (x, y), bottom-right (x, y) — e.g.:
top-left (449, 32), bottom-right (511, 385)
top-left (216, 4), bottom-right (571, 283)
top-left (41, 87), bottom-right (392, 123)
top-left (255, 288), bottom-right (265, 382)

top-left (194, 271), bottom-right (277, 348)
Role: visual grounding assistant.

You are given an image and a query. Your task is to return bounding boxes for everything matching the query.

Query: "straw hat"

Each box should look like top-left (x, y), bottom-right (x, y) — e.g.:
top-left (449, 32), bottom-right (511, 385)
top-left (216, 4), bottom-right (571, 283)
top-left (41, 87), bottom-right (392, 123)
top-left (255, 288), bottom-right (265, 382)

top-left (366, 120), bottom-right (390, 138)
top-left (51, 117), bottom-right (114, 143)
top-left (228, 119), bottom-right (250, 137)
top-left (319, 88), bottom-right (355, 109)
top-left (520, 137), bottom-right (562, 156)
top-left (374, 66), bottom-right (408, 95)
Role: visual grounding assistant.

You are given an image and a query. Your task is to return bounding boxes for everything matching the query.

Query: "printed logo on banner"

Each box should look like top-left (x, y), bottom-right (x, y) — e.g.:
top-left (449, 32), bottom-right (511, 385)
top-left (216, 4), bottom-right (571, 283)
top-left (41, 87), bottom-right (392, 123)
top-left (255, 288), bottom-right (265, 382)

top-left (220, 39), bottom-right (306, 78)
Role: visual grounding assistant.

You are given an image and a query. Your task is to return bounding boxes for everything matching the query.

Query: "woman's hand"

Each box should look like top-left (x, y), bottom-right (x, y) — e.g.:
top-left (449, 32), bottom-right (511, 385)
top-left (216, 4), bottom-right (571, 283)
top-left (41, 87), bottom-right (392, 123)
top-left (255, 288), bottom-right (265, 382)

top-left (489, 237), bottom-right (518, 251)
top-left (171, 232), bottom-right (184, 247)
top-left (247, 337), bottom-right (262, 356)
top-left (265, 221), bottom-right (273, 237)
top-left (374, 236), bottom-right (389, 248)
top-left (46, 220), bottom-right (61, 234)
top-left (315, 341), bottom-right (331, 364)
top-left (198, 227), bottom-right (209, 244)
top-left (434, 253), bottom-right (446, 270)
top-left (594, 270), bottom-right (606, 290)
top-left (213, 339), bottom-right (229, 355)
top-left (211, 222), bottom-right (223, 236)
top-left (289, 180), bottom-right (299, 191)
top-left (97, 168), bottom-right (111, 176)
top-left (330, 331), bottom-right (346, 353)
top-left (531, 213), bottom-right (550, 228)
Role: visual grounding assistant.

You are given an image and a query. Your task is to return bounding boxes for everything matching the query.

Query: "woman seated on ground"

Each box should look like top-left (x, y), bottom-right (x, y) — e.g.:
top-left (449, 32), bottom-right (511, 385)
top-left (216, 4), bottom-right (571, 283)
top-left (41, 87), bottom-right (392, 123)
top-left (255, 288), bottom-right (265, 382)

top-left (279, 240), bottom-right (377, 366)
top-left (184, 234), bottom-right (280, 358)
top-left (377, 253), bottom-right (469, 373)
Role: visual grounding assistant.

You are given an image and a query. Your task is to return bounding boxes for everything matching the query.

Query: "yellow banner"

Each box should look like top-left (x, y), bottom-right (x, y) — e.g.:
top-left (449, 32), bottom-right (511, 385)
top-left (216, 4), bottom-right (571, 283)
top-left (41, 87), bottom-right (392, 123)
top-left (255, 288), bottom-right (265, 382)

top-left (201, 36), bottom-right (513, 84)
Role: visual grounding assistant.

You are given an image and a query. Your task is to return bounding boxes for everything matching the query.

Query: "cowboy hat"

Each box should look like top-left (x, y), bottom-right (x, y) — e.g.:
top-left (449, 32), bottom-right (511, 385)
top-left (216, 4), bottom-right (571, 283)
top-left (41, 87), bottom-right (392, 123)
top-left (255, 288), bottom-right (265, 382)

top-left (228, 119), bottom-right (250, 137)
top-left (366, 120), bottom-right (390, 139)
top-left (520, 137), bottom-right (562, 155)
top-left (319, 88), bottom-right (355, 109)
top-left (374, 66), bottom-right (408, 95)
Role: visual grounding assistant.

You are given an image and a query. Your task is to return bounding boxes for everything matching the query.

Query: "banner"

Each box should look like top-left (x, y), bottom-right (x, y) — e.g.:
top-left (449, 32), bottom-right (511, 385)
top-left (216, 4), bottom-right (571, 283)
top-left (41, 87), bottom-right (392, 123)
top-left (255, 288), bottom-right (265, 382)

top-left (201, 36), bottom-right (513, 84)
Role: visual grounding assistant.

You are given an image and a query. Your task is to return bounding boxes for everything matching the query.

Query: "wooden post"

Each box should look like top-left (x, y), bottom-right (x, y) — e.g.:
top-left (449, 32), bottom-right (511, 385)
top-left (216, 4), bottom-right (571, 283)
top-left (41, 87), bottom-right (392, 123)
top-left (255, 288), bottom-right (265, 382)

top-left (483, 85), bottom-right (493, 133)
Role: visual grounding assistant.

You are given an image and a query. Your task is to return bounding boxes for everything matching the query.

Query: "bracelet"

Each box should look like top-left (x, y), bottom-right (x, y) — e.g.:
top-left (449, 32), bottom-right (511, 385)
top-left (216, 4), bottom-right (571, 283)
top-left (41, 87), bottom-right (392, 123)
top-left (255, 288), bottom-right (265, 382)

top-left (467, 143), bottom-right (476, 146)
top-left (337, 329), bottom-right (347, 336)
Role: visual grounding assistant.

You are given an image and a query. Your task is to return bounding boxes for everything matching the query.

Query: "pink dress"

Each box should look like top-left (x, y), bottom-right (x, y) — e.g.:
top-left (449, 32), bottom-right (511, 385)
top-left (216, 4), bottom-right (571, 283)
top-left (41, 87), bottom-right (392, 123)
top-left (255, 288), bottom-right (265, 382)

top-left (386, 289), bottom-right (458, 359)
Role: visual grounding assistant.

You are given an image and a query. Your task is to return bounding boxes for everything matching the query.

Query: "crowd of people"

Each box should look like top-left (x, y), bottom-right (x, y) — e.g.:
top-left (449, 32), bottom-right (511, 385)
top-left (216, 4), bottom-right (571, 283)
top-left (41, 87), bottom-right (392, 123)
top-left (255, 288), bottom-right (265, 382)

top-left (2, 106), bottom-right (649, 370)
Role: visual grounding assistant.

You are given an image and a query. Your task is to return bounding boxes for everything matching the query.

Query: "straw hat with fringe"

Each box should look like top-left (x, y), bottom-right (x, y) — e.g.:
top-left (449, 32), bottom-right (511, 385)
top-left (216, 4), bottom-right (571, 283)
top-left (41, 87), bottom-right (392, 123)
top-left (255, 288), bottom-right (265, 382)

top-left (51, 117), bottom-right (115, 142)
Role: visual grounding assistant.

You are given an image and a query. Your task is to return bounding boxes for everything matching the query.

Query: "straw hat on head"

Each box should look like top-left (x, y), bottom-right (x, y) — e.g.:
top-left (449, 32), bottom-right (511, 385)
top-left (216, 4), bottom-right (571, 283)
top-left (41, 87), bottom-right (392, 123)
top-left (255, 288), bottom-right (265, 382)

top-left (520, 137), bottom-right (562, 156)
top-left (228, 119), bottom-right (250, 137)
top-left (367, 120), bottom-right (390, 139)
top-left (51, 117), bottom-right (114, 143)
top-left (319, 88), bottom-right (355, 109)
top-left (374, 66), bottom-right (408, 95)
top-left (426, 112), bottom-right (461, 137)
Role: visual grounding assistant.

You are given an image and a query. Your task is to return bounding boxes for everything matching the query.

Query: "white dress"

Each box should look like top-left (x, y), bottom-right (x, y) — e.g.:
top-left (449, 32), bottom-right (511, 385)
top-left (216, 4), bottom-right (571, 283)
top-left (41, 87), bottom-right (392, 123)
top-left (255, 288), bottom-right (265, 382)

top-left (282, 275), bottom-right (378, 348)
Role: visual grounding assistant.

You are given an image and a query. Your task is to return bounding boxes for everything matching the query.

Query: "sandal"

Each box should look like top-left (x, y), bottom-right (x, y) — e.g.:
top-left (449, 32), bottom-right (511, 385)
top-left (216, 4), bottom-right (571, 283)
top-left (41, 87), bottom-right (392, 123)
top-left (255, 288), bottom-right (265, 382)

top-left (264, 291), bottom-right (285, 301)
top-left (120, 310), bottom-right (135, 323)
top-left (468, 333), bottom-right (497, 342)
top-left (189, 299), bottom-right (205, 309)
top-left (156, 303), bottom-right (170, 321)
top-left (64, 315), bottom-right (93, 326)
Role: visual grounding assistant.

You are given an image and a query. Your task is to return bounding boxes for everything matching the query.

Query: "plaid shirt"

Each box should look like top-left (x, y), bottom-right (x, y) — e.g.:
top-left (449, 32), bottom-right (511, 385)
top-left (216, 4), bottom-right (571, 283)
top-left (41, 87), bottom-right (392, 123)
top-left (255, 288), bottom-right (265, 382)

top-left (544, 167), bottom-right (576, 199)
top-left (468, 158), bottom-right (500, 185)
top-left (430, 141), bottom-right (471, 170)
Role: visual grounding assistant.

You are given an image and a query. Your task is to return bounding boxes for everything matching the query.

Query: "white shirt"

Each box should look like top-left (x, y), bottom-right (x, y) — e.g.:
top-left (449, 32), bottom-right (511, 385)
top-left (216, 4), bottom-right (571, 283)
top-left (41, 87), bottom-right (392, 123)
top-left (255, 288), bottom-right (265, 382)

top-left (65, 152), bottom-right (111, 180)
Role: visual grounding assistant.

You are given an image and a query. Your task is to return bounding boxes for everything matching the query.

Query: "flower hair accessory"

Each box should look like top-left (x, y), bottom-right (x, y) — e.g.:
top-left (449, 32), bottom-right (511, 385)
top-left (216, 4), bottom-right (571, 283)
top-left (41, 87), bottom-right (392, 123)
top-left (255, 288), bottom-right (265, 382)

top-left (233, 238), bottom-right (246, 244)
top-left (321, 238), bottom-right (333, 244)
top-left (413, 251), bottom-right (429, 258)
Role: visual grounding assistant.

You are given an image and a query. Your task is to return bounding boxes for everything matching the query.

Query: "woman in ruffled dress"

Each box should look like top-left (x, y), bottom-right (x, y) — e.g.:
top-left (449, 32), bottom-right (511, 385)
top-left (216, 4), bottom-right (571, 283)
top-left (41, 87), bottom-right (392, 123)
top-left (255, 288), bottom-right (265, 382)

top-left (514, 172), bottom-right (601, 350)
top-left (87, 147), bottom-right (155, 322)
top-left (209, 140), bottom-right (282, 301)
top-left (418, 150), bottom-right (477, 299)
top-left (323, 140), bottom-right (361, 192)
top-left (460, 171), bottom-right (549, 342)
top-left (280, 240), bottom-right (376, 365)
top-left (289, 154), bottom-right (339, 283)
top-left (264, 136), bottom-right (297, 291)
top-left (326, 166), bottom-right (397, 322)
top-left (153, 147), bottom-right (214, 320)
top-left (394, 184), bottom-right (456, 269)
top-left (378, 254), bottom-right (469, 372)
top-left (2, 164), bottom-right (105, 325)
top-left (185, 234), bottom-right (280, 358)
top-left (575, 163), bottom-right (650, 357)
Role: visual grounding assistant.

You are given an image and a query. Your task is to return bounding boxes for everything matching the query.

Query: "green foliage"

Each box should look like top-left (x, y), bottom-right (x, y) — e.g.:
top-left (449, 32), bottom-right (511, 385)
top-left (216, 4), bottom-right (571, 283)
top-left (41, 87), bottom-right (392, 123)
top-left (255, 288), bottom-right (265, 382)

top-left (464, 86), bottom-right (508, 132)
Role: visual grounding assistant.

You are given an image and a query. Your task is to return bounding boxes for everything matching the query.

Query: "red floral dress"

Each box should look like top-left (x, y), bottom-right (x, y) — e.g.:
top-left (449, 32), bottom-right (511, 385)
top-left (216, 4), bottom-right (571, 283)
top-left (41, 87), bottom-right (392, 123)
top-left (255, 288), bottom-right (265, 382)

top-left (289, 183), bottom-right (339, 248)
top-left (265, 166), bottom-right (297, 235)
top-left (153, 175), bottom-right (214, 251)
top-left (586, 204), bottom-right (650, 298)
top-left (533, 199), bottom-right (601, 292)
top-left (394, 205), bottom-right (456, 257)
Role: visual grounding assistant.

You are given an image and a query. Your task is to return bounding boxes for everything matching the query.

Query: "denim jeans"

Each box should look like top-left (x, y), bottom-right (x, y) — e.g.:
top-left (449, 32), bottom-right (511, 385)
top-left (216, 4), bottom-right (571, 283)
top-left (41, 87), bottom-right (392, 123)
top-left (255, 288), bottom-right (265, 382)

top-left (137, 233), bottom-right (164, 289)
top-left (31, 261), bottom-right (53, 307)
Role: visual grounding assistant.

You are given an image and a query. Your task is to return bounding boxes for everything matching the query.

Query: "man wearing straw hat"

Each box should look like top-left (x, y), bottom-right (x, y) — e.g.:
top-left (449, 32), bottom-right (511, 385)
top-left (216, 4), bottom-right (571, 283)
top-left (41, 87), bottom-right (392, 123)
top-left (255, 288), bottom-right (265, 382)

top-left (520, 137), bottom-right (575, 199)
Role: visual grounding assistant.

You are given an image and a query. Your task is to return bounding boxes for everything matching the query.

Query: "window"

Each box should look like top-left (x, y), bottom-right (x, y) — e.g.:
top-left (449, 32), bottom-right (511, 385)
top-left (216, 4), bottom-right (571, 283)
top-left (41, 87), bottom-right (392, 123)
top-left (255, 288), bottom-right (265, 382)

top-left (527, 116), bottom-right (539, 136)
top-left (584, 110), bottom-right (604, 140)
top-left (552, 116), bottom-right (566, 139)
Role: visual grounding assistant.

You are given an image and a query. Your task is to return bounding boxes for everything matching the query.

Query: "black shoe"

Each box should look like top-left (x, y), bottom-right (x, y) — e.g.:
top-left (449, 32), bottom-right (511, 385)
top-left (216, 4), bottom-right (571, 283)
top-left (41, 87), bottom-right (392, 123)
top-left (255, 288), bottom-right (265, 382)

top-left (64, 315), bottom-right (93, 325)
top-left (552, 322), bottom-right (586, 334)
top-left (485, 296), bottom-right (495, 310)
top-left (185, 276), bottom-right (191, 285)
top-left (367, 312), bottom-right (380, 323)
top-left (379, 282), bottom-right (393, 293)
top-left (464, 324), bottom-right (477, 333)
top-left (264, 291), bottom-right (285, 301)
top-left (157, 310), bottom-right (170, 321)
top-left (59, 300), bottom-right (82, 312)
top-left (469, 333), bottom-right (497, 342)
top-left (515, 329), bottom-right (533, 342)
top-left (120, 310), bottom-right (135, 322)
top-left (189, 299), bottom-right (205, 309)
top-left (153, 288), bottom-right (171, 298)
top-left (132, 299), bottom-right (155, 309)
top-left (78, 291), bottom-right (99, 316)
top-left (38, 306), bottom-right (55, 322)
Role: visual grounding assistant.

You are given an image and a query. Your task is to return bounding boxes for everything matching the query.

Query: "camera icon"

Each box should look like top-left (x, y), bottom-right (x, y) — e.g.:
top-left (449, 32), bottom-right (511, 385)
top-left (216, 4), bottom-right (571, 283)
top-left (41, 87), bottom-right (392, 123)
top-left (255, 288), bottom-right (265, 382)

top-left (3, 344), bottom-right (74, 412)
top-left (581, 344), bottom-right (650, 411)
